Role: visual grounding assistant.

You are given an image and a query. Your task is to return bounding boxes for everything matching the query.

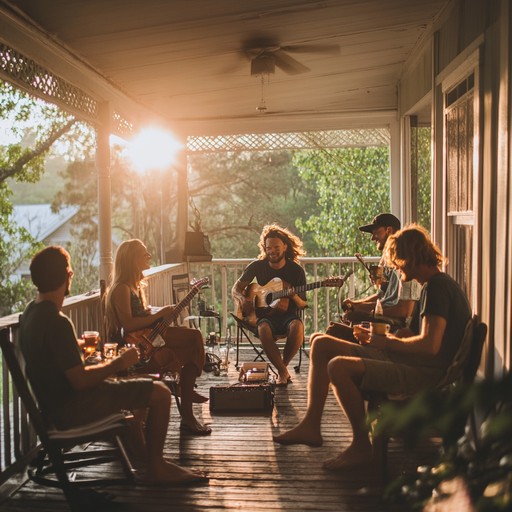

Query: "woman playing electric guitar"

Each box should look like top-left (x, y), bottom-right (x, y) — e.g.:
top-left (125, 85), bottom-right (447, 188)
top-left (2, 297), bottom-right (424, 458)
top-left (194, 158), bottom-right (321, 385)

top-left (105, 239), bottom-right (211, 435)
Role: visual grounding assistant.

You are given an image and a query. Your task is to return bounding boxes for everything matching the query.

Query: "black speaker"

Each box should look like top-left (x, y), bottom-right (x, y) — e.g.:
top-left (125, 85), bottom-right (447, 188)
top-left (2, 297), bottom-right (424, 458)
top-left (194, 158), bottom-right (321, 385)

top-left (184, 231), bottom-right (212, 261)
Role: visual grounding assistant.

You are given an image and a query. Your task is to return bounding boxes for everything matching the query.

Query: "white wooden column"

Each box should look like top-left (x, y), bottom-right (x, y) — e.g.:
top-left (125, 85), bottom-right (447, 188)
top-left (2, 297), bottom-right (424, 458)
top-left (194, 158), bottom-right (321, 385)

top-left (389, 117), bottom-right (401, 218)
top-left (96, 103), bottom-right (113, 283)
top-left (175, 148), bottom-right (188, 262)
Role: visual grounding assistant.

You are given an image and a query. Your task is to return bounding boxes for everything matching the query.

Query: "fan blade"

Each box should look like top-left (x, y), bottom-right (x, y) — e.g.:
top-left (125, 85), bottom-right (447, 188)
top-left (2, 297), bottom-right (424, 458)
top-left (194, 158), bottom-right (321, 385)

top-left (280, 44), bottom-right (340, 56)
top-left (273, 50), bottom-right (310, 75)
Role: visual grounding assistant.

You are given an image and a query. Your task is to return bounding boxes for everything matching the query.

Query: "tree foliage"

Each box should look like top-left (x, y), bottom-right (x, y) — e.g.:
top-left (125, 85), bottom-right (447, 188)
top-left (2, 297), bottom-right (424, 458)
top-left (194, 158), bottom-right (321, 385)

top-left (0, 80), bottom-right (91, 313)
top-left (414, 127), bottom-right (432, 230)
top-left (293, 146), bottom-right (391, 257)
top-left (188, 150), bottom-right (319, 258)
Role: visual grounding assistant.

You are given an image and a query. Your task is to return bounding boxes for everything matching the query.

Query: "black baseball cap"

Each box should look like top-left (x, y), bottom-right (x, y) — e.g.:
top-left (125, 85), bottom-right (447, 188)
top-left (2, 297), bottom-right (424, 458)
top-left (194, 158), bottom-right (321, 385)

top-left (359, 213), bottom-right (401, 233)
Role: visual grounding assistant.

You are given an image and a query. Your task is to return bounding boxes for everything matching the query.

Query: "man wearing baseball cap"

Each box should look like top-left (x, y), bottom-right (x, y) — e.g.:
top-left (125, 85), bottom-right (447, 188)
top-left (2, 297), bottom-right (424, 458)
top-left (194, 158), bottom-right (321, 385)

top-left (329, 213), bottom-right (421, 336)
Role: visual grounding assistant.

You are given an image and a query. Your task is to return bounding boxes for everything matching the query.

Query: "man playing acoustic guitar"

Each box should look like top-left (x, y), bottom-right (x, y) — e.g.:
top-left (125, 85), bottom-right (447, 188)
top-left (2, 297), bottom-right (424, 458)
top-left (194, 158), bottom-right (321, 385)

top-left (232, 224), bottom-right (308, 386)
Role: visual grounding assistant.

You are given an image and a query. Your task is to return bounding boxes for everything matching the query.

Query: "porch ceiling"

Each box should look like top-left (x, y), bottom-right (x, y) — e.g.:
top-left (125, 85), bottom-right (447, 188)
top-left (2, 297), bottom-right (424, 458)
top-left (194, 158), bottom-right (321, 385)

top-left (0, 0), bottom-right (447, 138)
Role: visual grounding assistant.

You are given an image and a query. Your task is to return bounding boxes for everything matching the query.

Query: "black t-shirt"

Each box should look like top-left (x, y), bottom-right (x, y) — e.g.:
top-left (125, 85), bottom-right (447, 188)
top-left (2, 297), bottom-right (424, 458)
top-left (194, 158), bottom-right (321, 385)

top-left (419, 272), bottom-right (472, 369)
top-left (239, 259), bottom-right (307, 315)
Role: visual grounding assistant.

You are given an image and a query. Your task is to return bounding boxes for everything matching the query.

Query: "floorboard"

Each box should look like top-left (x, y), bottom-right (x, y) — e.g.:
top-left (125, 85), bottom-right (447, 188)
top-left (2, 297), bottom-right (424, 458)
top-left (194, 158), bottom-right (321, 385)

top-left (1, 347), bottom-right (440, 511)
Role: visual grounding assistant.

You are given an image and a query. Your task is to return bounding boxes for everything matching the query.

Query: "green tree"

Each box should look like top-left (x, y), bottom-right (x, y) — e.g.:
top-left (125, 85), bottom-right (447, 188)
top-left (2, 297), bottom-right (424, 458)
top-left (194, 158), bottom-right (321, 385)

top-left (189, 150), bottom-right (320, 258)
top-left (52, 144), bottom-right (170, 283)
top-left (414, 127), bottom-right (432, 230)
top-left (1, 80), bottom-right (91, 313)
top-left (293, 146), bottom-right (390, 256)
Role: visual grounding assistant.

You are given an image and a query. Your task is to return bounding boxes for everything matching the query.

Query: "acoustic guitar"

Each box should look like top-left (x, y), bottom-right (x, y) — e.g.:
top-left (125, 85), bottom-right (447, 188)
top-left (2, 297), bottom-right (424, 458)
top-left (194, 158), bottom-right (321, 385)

top-left (124, 276), bottom-right (209, 361)
top-left (236, 271), bottom-right (353, 327)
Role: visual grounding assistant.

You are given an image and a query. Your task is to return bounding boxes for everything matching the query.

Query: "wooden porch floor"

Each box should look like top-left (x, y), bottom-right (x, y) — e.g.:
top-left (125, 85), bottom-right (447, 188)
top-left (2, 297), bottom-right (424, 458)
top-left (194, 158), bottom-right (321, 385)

top-left (1, 347), bottom-right (440, 512)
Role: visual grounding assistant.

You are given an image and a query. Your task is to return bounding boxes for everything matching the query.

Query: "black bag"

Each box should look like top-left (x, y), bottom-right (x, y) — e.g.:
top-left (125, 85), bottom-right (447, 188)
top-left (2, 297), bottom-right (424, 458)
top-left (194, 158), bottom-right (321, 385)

top-left (204, 352), bottom-right (222, 373)
top-left (209, 383), bottom-right (274, 413)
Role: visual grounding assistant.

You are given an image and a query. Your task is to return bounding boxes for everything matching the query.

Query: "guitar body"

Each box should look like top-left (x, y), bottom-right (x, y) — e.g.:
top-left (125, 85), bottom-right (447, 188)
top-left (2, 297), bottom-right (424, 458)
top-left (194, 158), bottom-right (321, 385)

top-left (121, 276), bottom-right (210, 363)
top-left (238, 278), bottom-right (290, 327)
top-left (235, 273), bottom-right (352, 328)
top-left (124, 328), bottom-right (163, 360)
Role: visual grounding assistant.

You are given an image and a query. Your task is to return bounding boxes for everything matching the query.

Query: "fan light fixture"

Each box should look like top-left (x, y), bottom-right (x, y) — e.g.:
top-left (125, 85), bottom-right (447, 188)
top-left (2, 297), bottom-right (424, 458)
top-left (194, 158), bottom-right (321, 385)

top-left (251, 54), bottom-right (275, 114)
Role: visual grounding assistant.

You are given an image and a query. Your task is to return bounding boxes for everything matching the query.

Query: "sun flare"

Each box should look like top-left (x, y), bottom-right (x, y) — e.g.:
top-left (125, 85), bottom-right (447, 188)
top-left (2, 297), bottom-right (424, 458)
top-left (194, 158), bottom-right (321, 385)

top-left (126, 127), bottom-right (182, 174)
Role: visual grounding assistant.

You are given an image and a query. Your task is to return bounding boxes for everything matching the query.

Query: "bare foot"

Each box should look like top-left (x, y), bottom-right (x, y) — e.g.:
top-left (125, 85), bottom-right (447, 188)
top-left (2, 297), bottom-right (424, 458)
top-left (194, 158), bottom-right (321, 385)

top-left (180, 419), bottom-right (212, 436)
top-left (175, 385), bottom-right (209, 404)
top-left (275, 376), bottom-right (291, 386)
top-left (322, 443), bottom-right (372, 471)
top-left (144, 459), bottom-right (208, 485)
top-left (273, 424), bottom-right (323, 447)
top-left (276, 371), bottom-right (292, 386)
top-left (191, 390), bottom-right (209, 403)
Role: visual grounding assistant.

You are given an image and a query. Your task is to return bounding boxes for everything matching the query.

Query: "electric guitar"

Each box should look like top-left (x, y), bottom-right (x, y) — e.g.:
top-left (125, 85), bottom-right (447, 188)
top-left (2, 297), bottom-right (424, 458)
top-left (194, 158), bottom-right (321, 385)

top-left (124, 276), bottom-right (209, 361)
top-left (236, 270), bottom-right (353, 327)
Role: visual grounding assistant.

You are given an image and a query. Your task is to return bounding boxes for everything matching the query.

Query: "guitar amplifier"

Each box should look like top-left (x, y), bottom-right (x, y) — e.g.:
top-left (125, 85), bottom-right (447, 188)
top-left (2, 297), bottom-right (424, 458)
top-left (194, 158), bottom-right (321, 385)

top-left (209, 383), bottom-right (274, 413)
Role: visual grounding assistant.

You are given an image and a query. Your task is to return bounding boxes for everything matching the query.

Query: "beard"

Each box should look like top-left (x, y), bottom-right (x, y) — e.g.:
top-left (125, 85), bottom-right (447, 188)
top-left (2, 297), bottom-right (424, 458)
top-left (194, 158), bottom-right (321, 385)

top-left (269, 253), bottom-right (285, 263)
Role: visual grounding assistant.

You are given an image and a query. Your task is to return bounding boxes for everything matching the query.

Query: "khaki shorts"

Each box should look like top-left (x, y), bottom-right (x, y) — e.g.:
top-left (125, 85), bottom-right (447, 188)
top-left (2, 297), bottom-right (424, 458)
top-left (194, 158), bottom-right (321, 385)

top-left (345, 344), bottom-right (444, 396)
top-left (52, 378), bottom-right (154, 429)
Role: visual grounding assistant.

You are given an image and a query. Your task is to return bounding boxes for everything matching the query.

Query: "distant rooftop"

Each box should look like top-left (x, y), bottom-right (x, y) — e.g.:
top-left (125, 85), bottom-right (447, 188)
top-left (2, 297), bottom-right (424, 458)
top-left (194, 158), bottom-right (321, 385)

top-left (13, 204), bottom-right (79, 241)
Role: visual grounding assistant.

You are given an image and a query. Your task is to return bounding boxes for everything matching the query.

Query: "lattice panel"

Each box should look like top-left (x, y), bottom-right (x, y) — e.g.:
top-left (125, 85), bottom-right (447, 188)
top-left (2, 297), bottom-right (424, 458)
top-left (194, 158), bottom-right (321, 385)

top-left (0, 43), bottom-right (98, 122)
top-left (112, 110), bottom-right (134, 137)
top-left (187, 128), bottom-right (390, 153)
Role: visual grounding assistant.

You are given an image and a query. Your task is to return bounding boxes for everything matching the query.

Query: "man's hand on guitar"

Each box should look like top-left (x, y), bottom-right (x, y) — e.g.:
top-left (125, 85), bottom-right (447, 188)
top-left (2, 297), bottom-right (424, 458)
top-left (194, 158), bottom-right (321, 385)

top-left (289, 288), bottom-right (308, 309)
top-left (342, 298), bottom-right (354, 312)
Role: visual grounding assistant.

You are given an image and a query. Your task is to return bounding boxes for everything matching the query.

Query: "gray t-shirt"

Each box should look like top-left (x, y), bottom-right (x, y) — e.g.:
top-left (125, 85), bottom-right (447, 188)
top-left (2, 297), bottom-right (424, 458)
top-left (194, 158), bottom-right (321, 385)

top-left (378, 267), bottom-right (422, 307)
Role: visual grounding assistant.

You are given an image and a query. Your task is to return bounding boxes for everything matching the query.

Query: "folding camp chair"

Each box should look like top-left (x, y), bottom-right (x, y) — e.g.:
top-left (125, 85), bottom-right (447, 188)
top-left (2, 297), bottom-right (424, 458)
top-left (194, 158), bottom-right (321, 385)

top-left (231, 311), bottom-right (307, 373)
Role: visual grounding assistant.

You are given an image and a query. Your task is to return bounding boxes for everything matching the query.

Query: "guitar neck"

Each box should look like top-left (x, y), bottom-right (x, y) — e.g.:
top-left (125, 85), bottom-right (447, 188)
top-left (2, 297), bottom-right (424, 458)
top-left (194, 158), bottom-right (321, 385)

top-left (147, 285), bottom-right (202, 341)
top-left (272, 280), bottom-right (326, 300)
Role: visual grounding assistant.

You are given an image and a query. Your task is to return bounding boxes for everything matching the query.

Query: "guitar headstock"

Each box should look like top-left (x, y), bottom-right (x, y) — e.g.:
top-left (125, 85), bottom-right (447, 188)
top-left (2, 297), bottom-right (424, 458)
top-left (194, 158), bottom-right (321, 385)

top-left (323, 269), bottom-right (354, 287)
top-left (190, 276), bottom-right (210, 290)
top-left (323, 276), bottom-right (345, 287)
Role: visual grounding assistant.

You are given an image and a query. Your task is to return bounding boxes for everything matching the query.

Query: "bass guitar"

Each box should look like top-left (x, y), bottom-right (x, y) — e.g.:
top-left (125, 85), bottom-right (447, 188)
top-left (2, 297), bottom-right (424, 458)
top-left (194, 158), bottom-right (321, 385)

top-left (236, 270), bottom-right (353, 327)
top-left (124, 276), bottom-right (209, 361)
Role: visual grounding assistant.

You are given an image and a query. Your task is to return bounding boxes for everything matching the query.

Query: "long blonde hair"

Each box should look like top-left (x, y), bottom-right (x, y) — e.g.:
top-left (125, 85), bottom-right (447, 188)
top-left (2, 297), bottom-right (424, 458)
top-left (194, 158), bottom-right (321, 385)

top-left (104, 239), bottom-right (147, 340)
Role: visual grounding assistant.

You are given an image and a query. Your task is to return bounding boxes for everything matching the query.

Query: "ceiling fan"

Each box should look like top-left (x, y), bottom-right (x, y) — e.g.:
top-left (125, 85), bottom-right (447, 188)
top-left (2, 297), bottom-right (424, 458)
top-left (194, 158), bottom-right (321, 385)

top-left (243, 36), bottom-right (340, 77)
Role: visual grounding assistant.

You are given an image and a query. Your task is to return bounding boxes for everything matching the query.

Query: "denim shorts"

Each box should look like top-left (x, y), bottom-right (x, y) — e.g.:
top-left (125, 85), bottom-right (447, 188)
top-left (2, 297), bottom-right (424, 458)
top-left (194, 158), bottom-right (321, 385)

top-left (257, 312), bottom-right (301, 337)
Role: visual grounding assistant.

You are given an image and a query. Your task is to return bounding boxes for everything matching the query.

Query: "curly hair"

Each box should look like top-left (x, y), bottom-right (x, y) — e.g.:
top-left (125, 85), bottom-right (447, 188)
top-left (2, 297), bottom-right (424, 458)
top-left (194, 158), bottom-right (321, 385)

top-left (257, 223), bottom-right (305, 263)
top-left (384, 224), bottom-right (447, 271)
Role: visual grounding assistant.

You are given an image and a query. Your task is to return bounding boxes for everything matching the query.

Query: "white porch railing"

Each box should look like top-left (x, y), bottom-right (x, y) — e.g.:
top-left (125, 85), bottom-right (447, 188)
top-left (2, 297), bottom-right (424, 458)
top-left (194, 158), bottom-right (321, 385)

top-left (187, 256), bottom-right (379, 339)
top-left (0, 255), bottom-right (378, 490)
